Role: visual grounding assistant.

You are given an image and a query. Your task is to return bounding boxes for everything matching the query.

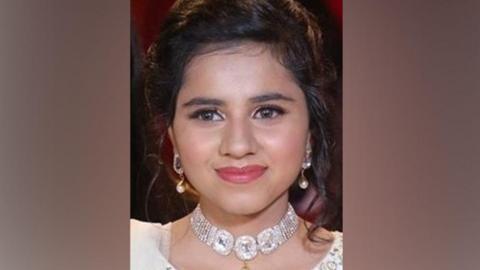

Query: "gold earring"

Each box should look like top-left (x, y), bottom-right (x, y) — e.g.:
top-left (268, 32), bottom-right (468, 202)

top-left (176, 174), bottom-right (186, 194)
top-left (173, 153), bottom-right (186, 194)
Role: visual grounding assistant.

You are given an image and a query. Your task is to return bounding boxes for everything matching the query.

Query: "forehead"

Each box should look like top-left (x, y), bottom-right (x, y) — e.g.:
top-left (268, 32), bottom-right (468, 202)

top-left (179, 43), bottom-right (302, 101)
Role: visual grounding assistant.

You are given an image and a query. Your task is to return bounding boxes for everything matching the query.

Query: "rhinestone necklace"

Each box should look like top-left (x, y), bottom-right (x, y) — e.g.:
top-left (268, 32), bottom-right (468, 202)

top-left (190, 203), bottom-right (298, 266)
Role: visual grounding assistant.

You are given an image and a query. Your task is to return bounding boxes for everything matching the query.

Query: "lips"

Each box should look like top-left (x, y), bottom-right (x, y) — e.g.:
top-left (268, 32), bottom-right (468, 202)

top-left (215, 165), bottom-right (267, 184)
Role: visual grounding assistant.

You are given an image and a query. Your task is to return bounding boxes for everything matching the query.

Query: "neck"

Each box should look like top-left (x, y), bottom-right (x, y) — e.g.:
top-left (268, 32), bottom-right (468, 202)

top-left (196, 194), bottom-right (291, 236)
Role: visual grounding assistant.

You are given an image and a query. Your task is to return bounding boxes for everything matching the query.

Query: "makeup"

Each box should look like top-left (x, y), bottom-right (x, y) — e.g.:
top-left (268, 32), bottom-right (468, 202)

top-left (215, 165), bottom-right (267, 184)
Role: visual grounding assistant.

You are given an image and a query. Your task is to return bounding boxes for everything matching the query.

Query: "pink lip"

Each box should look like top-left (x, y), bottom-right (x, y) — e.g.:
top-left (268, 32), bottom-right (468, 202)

top-left (215, 165), bottom-right (267, 184)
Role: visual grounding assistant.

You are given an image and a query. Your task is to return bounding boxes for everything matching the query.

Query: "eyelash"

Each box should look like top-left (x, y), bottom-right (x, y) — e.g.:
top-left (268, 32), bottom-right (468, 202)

top-left (188, 108), bottom-right (223, 121)
top-left (188, 105), bottom-right (286, 122)
top-left (253, 105), bottom-right (286, 119)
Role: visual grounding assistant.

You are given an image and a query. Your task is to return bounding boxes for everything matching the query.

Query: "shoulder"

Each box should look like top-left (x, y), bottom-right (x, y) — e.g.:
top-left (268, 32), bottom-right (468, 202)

top-left (131, 219), bottom-right (171, 247)
top-left (312, 231), bottom-right (343, 270)
top-left (130, 219), bottom-right (172, 270)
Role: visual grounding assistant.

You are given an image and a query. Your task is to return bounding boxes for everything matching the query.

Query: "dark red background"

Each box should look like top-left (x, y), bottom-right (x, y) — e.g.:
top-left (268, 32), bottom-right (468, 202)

top-left (132, 0), bottom-right (342, 53)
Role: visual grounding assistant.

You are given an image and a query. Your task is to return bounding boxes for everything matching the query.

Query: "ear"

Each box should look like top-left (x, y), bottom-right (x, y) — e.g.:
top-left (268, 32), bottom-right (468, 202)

top-left (306, 132), bottom-right (312, 151)
top-left (168, 126), bottom-right (177, 152)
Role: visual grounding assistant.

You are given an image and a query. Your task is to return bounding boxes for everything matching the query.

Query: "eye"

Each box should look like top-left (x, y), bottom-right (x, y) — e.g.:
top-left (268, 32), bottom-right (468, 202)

top-left (253, 105), bottom-right (286, 119)
top-left (189, 109), bottom-right (224, 121)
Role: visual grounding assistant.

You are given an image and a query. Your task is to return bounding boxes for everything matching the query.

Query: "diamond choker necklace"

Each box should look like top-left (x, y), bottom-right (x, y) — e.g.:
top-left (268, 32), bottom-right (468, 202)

top-left (190, 203), bottom-right (298, 264)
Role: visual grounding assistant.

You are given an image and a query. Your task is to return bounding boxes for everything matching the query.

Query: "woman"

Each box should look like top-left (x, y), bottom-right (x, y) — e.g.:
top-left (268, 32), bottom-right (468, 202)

top-left (131, 0), bottom-right (342, 269)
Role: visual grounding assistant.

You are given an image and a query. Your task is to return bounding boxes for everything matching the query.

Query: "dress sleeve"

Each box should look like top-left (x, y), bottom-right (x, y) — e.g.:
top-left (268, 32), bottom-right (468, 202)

top-left (131, 219), bottom-right (174, 270)
top-left (311, 231), bottom-right (343, 270)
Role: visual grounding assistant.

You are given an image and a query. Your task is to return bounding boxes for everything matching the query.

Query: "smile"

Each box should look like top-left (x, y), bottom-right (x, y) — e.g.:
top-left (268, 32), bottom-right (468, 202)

top-left (215, 165), bottom-right (267, 184)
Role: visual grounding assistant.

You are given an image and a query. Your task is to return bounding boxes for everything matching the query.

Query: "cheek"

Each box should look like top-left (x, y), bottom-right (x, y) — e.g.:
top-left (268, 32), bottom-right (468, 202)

top-left (174, 125), bottom-right (220, 173)
top-left (262, 130), bottom-right (306, 165)
top-left (257, 123), bottom-right (309, 181)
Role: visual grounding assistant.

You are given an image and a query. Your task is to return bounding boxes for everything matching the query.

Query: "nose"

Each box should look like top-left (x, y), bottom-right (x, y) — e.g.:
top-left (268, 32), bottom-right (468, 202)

top-left (219, 117), bottom-right (257, 158)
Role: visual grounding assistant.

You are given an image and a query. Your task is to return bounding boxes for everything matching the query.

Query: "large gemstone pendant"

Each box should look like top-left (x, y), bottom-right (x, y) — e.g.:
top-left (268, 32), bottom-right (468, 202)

top-left (234, 235), bottom-right (257, 261)
top-left (212, 229), bottom-right (234, 255)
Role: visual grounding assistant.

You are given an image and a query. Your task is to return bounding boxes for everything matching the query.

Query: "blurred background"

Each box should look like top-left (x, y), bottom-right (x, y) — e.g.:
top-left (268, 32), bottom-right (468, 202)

top-left (2, 0), bottom-right (479, 269)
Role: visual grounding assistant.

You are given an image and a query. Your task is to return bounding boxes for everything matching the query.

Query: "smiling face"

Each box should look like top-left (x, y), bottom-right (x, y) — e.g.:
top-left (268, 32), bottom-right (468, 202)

top-left (168, 43), bottom-right (310, 216)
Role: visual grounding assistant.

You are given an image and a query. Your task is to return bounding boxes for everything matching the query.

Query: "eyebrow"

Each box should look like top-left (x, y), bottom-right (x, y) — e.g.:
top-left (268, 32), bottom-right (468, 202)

top-left (182, 97), bottom-right (225, 107)
top-left (249, 93), bottom-right (295, 103)
top-left (182, 92), bottom-right (295, 107)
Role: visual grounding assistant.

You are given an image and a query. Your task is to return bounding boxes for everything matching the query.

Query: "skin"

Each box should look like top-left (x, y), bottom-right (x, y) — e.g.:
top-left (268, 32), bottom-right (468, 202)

top-left (167, 43), bottom-right (333, 269)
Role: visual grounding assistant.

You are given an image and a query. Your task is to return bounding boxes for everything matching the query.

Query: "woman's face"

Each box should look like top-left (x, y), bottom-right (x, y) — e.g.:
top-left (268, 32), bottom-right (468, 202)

top-left (169, 43), bottom-right (310, 216)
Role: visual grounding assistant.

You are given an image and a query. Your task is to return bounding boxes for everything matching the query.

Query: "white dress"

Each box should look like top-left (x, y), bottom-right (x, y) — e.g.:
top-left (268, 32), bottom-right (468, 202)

top-left (131, 219), bottom-right (343, 270)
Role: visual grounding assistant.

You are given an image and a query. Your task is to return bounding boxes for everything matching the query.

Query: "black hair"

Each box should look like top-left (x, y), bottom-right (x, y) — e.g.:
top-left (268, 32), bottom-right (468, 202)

top-left (144, 0), bottom-right (338, 240)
